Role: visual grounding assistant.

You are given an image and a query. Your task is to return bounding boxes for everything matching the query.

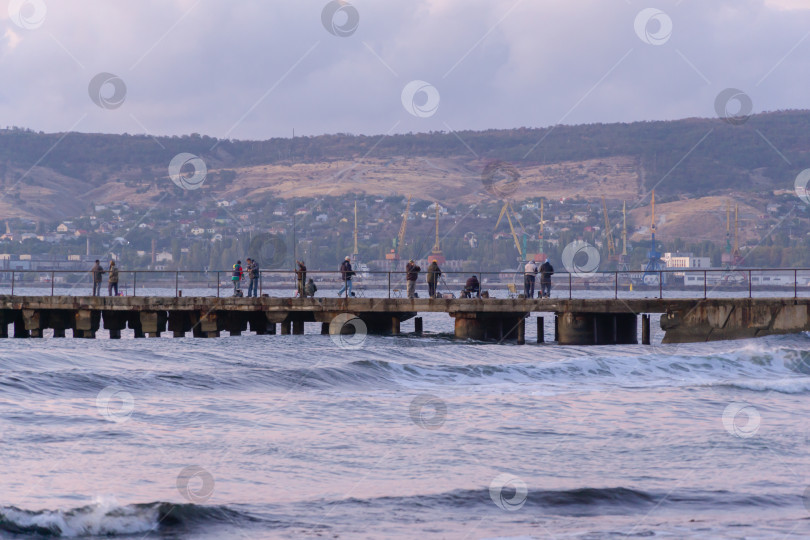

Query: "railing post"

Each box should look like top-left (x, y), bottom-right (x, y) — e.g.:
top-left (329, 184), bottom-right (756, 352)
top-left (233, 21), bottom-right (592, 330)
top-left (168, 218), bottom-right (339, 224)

top-left (217, 271), bottom-right (220, 298)
top-left (133, 271), bottom-right (137, 297)
top-left (175, 270), bottom-right (179, 298)
top-left (748, 270), bottom-right (752, 298)
top-left (259, 270), bottom-right (263, 297)
top-left (659, 271), bottom-right (663, 299)
top-left (388, 272), bottom-right (391, 299)
top-left (568, 272), bottom-right (572, 300)
top-left (51, 271), bottom-right (55, 296)
top-left (614, 271), bottom-right (618, 299)
top-left (704, 270), bottom-right (707, 299)
top-left (11, 271), bottom-right (14, 296)
top-left (795, 269), bottom-right (798, 299)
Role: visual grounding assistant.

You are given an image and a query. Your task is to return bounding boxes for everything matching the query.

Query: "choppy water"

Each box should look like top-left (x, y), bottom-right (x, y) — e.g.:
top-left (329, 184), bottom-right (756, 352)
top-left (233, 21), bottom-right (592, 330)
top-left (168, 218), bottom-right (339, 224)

top-left (2, 312), bottom-right (810, 538)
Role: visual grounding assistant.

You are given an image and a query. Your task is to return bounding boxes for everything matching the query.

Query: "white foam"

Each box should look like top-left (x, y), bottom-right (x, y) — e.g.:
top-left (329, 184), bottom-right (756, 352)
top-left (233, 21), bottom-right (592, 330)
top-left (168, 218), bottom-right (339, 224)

top-left (1, 497), bottom-right (160, 537)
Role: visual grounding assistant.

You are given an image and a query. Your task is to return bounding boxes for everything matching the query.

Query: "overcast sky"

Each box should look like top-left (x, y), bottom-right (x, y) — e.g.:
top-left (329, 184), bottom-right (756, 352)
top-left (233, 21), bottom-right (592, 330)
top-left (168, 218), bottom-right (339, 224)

top-left (1, 0), bottom-right (809, 140)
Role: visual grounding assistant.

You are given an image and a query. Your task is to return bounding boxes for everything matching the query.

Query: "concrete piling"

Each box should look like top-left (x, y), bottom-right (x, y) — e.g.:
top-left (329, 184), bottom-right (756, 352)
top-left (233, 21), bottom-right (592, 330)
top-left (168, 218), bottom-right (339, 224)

top-left (517, 317), bottom-right (525, 345)
top-left (642, 314), bottom-right (651, 345)
top-left (414, 316), bottom-right (423, 335)
top-left (537, 316), bottom-right (544, 343)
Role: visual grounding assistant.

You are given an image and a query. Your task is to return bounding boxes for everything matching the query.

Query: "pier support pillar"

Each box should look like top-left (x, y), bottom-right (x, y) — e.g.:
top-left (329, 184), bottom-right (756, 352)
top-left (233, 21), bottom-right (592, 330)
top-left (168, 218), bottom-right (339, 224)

top-left (554, 315), bottom-right (559, 342)
top-left (248, 313), bottom-right (268, 335)
top-left (22, 309), bottom-right (43, 338)
top-left (321, 322), bottom-right (329, 335)
top-left (414, 317), bottom-right (423, 335)
top-left (642, 314), bottom-right (651, 345)
top-left (537, 317), bottom-right (544, 343)
top-left (196, 311), bottom-right (220, 338)
top-left (557, 312), bottom-right (638, 345)
top-left (139, 311), bottom-right (166, 338)
top-left (292, 320), bottom-right (304, 335)
top-left (451, 312), bottom-right (525, 342)
top-left (103, 311), bottom-right (127, 340)
top-left (168, 311), bottom-right (193, 339)
top-left (52, 328), bottom-right (65, 338)
top-left (75, 310), bottom-right (100, 339)
top-left (391, 316), bottom-right (400, 336)
top-left (281, 321), bottom-right (291, 335)
top-left (267, 323), bottom-right (276, 335)
top-left (517, 317), bottom-right (525, 345)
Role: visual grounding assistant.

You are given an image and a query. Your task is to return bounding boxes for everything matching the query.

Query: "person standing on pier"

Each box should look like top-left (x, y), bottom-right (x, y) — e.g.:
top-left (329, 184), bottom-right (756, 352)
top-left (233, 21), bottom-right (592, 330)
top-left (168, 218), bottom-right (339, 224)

top-left (524, 259), bottom-right (538, 298)
top-left (338, 256), bottom-right (354, 297)
top-left (232, 260), bottom-right (243, 296)
top-left (427, 260), bottom-right (442, 298)
top-left (107, 260), bottom-right (119, 297)
top-left (246, 258), bottom-right (259, 298)
top-left (405, 259), bottom-right (421, 299)
top-left (296, 260), bottom-right (307, 297)
top-left (90, 260), bottom-right (104, 296)
top-left (539, 259), bottom-right (554, 298)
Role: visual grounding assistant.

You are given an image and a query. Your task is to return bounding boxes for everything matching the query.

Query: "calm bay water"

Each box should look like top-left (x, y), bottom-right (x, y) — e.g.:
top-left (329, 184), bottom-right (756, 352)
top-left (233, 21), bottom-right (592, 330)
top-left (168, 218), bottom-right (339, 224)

top-left (2, 309), bottom-right (810, 538)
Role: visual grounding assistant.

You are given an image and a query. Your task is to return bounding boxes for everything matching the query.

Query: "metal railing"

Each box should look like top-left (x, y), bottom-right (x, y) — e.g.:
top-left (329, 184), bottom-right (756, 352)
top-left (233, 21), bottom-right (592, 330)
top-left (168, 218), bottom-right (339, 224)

top-left (0, 267), bottom-right (809, 300)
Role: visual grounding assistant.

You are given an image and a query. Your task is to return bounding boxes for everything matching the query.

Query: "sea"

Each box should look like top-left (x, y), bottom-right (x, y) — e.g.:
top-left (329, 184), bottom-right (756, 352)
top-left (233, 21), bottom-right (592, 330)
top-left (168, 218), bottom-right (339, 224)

top-left (2, 292), bottom-right (810, 538)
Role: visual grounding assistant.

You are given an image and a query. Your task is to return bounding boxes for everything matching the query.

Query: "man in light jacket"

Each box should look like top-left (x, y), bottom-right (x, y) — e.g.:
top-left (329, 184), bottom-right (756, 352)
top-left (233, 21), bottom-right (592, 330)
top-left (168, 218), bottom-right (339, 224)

top-left (524, 259), bottom-right (538, 298)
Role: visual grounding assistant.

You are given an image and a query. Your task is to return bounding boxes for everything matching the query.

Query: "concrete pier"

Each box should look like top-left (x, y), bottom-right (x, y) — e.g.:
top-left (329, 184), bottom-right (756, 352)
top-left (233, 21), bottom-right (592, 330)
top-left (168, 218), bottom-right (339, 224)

top-left (0, 296), bottom-right (808, 345)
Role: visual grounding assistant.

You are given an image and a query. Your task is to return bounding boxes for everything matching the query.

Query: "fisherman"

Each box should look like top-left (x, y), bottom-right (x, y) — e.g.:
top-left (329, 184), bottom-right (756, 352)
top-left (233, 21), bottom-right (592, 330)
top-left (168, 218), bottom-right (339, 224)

top-left (426, 260), bottom-right (442, 298)
top-left (107, 260), bottom-right (119, 297)
top-left (524, 259), bottom-right (538, 298)
top-left (246, 258), bottom-right (260, 298)
top-left (405, 259), bottom-right (421, 299)
top-left (462, 275), bottom-right (480, 298)
top-left (337, 256), bottom-right (354, 297)
top-left (304, 278), bottom-right (317, 298)
top-left (232, 260), bottom-right (243, 296)
top-left (539, 259), bottom-right (554, 298)
top-left (296, 260), bottom-right (307, 298)
top-left (90, 260), bottom-right (104, 296)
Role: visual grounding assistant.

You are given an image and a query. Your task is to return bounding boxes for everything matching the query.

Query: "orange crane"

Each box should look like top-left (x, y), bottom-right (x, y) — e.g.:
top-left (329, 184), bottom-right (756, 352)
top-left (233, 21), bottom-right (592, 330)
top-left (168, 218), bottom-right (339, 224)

top-left (385, 195), bottom-right (411, 261)
top-left (495, 201), bottom-right (525, 262)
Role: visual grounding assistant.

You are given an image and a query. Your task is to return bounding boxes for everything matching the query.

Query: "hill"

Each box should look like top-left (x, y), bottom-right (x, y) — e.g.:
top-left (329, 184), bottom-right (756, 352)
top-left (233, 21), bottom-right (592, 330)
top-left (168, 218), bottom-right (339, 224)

top-left (0, 110), bottom-right (808, 226)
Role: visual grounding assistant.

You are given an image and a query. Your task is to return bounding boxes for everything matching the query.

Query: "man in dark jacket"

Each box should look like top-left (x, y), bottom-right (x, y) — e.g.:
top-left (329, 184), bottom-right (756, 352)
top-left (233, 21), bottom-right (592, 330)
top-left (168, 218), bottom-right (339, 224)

top-left (304, 278), bottom-right (317, 298)
top-left (405, 259), bottom-right (420, 299)
top-left (463, 275), bottom-right (480, 298)
top-left (296, 260), bottom-right (307, 298)
top-left (539, 260), bottom-right (554, 298)
top-left (246, 258), bottom-right (260, 298)
top-left (91, 260), bottom-right (104, 296)
top-left (426, 260), bottom-right (442, 298)
top-left (338, 256), bottom-right (354, 297)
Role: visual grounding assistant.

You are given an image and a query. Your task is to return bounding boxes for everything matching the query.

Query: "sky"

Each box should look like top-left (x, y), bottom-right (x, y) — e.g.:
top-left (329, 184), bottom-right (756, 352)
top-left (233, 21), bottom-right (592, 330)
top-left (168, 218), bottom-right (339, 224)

top-left (1, 0), bottom-right (810, 140)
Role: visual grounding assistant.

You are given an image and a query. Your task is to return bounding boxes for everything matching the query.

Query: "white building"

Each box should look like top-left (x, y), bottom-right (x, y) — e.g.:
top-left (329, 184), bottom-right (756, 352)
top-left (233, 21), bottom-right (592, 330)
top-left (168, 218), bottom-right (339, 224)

top-left (662, 252), bottom-right (711, 269)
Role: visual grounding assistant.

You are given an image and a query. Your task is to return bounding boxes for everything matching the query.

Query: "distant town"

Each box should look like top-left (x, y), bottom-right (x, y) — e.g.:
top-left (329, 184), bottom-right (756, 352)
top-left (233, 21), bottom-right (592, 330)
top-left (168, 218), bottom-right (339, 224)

top-left (1, 185), bottom-right (807, 281)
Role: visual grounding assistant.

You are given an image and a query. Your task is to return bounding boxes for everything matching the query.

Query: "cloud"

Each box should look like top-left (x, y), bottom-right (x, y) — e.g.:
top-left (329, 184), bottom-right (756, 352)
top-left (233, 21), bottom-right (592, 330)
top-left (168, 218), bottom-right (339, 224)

top-left (0, 0), bottom-right (808, 140)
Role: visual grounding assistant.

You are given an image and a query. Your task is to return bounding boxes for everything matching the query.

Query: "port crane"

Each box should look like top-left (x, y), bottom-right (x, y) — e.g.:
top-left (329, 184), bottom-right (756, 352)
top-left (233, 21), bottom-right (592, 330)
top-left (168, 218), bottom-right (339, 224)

top-left (495, 201), bottom-right (526, 263)
top-left (602, 196), bottom-right (616, 261)
top-left (641, 190), bottom-right (664, 285)
top-left (386, 195), bottom-right (411, 261)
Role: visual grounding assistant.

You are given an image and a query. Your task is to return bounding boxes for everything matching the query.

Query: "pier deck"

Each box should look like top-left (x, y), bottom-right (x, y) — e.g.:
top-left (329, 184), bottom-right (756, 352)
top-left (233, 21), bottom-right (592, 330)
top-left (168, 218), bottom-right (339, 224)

top-left (1, 296), bottom-right (808, 344)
